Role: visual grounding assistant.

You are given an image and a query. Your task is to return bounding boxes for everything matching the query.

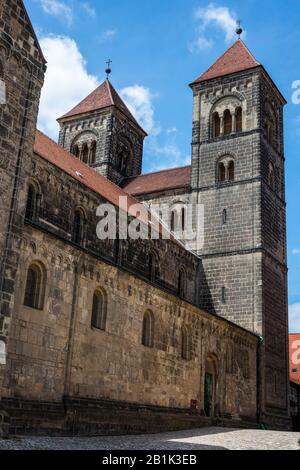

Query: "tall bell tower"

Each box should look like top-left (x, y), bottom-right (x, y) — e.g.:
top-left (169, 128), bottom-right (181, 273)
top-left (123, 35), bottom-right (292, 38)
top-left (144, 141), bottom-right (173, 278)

top-left (190, 39), bottom-right (290, 427)
top-left (57, 79), bottom-right (147, 185)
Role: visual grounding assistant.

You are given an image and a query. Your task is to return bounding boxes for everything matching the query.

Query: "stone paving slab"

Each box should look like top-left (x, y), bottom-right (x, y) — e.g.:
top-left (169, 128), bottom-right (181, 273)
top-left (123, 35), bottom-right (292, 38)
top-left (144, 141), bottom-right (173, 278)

top-left (0, 427), bottom-right (299, 450)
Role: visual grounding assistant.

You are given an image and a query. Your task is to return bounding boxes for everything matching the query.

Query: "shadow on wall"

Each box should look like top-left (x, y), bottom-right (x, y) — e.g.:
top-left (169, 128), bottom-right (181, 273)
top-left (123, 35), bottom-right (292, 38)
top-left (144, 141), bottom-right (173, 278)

top-left (197, 261), bottom-right (215, 314)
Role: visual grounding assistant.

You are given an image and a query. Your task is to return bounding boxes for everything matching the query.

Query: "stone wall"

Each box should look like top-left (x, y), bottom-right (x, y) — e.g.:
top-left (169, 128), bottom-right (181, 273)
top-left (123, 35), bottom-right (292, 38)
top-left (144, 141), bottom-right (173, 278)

top-left (0, 0), bottom-right (45, 404)
top-left (59, 107), bottom-right (145, 184)
top-left (1, 224), bottom-right (258, 426)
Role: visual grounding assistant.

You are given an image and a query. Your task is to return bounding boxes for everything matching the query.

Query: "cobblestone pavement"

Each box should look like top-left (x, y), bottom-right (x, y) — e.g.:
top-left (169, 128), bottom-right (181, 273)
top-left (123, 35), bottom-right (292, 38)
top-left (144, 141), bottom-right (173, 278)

top-left (0, 427), bottom-right (300, 450)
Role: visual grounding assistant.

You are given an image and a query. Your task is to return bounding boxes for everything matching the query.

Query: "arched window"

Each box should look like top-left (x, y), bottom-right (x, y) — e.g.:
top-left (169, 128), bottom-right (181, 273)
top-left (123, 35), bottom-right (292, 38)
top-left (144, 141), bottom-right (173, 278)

top-left (142, 310), bottom-right (154, 348)
top-left (91, 289), bottom-right (107, 330)
top-left (178, 269), bottom-right (186, 298)
top-left (72, 145), bottom-right (80, 159)
top-left (268, 162), bottom-right (275, 190)
top-left (213, 112), bottom-right (221, 138)
top-left (218, 159), bottom-right (234, 183)
top-left (117, 143), bottom-right (131, 176)
top-left (0, 60), bottom-right (3, 78)
top-left (148, 252), bottom-right (158, 282)
top-left (218, 163), bottom-right (226, 182)
top-left (25, 183), bottom-right (39, 221)
top-left (181, 326), bottom-right (191, 361)
top-left (228, 161), bottom-right (234, 181)
top-left (223, 110), bottom-right (232, 135)
top-left (24, 262), bottom-right (46, 310)
top-left (81, 144), bottom-right (89, 164)
top-left (235, 107), bottom-right (242, 132)
top-left (72, 209), bottom-right (84, 245)
top-left (89, 141), bottom-right (96, 164)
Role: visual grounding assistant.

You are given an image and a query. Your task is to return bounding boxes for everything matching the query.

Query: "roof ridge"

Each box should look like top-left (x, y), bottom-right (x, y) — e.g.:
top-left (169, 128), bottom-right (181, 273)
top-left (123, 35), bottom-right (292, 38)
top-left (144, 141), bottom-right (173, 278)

top-left (238, 39), bottom-right (260, 65)
top-left (35, 130), bottom-right (129, 195)
top-left (198, 40), bottom-right (240, 81)
top-left (125, 165), bottom-right (191, 180)
top-left (191, 39), bottom-right (261, 85)
top-left (106, 79), bottom-right (115, 106)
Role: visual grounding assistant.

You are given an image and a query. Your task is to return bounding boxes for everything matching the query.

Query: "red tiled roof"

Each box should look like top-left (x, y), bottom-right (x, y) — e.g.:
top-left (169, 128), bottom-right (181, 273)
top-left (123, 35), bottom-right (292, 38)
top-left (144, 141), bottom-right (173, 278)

top-left (58, 80), bottom-right (147, 135)
top-left (122, 166), bottom-right (191, 196)
top-left (33, 130), bottom-right (171, 239)
top-left (191, 40), bottom-right (260, 85)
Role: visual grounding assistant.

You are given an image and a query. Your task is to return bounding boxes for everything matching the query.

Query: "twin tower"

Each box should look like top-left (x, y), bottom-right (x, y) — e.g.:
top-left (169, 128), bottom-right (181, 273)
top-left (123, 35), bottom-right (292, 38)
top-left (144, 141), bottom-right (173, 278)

top-left (57, 39), bottom-right (289, 427)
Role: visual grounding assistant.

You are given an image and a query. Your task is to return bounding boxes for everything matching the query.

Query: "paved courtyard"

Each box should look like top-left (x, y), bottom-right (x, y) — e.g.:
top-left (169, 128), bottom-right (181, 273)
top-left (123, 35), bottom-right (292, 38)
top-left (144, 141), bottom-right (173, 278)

top-left (0, 427), bottom-right (299, 450)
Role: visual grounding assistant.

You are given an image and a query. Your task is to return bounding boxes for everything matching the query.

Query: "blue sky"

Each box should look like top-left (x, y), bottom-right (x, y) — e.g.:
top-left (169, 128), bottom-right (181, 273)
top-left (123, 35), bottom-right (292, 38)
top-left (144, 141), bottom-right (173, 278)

top-left (24, 0), bottom-right (300, 331)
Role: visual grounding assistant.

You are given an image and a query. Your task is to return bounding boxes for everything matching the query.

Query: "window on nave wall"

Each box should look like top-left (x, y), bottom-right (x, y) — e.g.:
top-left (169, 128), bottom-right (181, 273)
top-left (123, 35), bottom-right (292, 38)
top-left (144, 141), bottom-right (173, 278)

top-left (142, 310), bottom-right (154, 348)
top-left (25, 180), bottom-right (41, 222)
top-left (24, 262), bottom-right (46, 310)
top-left (91, 288), bottom-right (107, 331)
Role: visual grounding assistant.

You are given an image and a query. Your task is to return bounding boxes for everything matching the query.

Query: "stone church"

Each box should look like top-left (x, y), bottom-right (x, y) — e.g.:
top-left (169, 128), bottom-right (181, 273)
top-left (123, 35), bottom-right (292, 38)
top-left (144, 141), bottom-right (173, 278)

top-left (0, 0), bottom-right (290, 435)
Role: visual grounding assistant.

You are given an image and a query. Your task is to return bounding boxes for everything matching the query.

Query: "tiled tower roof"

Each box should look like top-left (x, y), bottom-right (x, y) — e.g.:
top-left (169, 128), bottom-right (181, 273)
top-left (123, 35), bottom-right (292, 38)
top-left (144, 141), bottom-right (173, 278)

top-left (58, 79), bottom-right (147, 135)
top-left (191, 39), bottom-right (260, 84)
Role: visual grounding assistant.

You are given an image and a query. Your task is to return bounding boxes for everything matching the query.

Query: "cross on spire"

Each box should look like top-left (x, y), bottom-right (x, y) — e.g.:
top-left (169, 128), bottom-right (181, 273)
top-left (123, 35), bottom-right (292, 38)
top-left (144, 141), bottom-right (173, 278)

top-left (105, 59), bottom-right (112, 79)
top-left (236, 20), bottom-right (243, 39)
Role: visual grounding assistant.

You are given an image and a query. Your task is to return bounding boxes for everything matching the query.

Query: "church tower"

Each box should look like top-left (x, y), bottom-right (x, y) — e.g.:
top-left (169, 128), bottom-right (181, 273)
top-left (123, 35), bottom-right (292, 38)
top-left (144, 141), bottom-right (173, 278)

top-left (57, 79), bottom-right (147, 184)
top-left (0, 0), bottom-right (46, 416)
top-left (190, 39), bottom-right (289, 427)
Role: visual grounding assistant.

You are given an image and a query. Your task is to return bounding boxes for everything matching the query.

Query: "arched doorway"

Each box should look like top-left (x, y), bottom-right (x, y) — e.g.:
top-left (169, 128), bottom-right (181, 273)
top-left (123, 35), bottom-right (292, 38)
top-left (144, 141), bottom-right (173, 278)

top-left (204, 355), bottom-right (218, 417)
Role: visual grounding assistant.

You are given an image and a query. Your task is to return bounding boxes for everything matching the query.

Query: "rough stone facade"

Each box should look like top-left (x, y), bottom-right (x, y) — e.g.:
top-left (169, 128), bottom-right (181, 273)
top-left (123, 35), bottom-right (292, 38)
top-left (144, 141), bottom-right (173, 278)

top-left (0, 1), bottom-right (289, 435)
top-left (136, 66), bottom-right (289, 427)
top-left (0, 0), bottom-right (45, 422)
top-left (58, 101), bottom-right (146, 185)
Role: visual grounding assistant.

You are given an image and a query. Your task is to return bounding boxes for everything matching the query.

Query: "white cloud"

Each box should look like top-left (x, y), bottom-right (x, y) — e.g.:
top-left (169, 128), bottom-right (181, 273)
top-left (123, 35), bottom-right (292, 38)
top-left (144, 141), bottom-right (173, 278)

top-left (98, 30), bottom-right (117, 43)
top-left (188, 36), bottom-right (213, 53)
top-left (38, 0), bottom-right (73, 26)
top-left (80, 2), bottom-right (96, 17)
top-left (292, 248), bottom-right (300, 255)
top-left (120, 85), bottom-right (160, 136)
top-left (38, 35), bottom-right (98, 139)
top-left (148, 142), bottom-right (190, 172)
top-left (190, 3), bottom-right (246, 52)
top-left (166, 127), bottom-right (178, 134)
top-left (289, 303), bottom-right (300, 333)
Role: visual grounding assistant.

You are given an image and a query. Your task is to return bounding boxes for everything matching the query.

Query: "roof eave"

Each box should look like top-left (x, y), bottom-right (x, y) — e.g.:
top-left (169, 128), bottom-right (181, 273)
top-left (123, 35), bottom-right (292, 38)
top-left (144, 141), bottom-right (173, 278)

top-left (189, 64), bottom-right (287, 105)
top-left (189, 64), bottom-right (261, 88)
top-left (57, 105), bottom-right (148, 137)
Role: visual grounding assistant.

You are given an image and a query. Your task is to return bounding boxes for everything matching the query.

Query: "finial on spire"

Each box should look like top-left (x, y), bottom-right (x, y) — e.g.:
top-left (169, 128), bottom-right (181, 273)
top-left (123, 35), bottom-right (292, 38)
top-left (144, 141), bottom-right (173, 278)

top-left (105, 59), bottom-right (112, 79)
top-left (236, 20), bottom-right (243, 38)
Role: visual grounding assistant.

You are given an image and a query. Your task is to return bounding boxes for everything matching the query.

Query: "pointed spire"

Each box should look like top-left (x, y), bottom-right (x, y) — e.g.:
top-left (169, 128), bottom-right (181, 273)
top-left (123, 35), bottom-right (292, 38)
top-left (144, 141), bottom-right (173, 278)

top-left (191, 40), bottom-right (260, 85)
top-left (57, 80), bottom-right (147, 135)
